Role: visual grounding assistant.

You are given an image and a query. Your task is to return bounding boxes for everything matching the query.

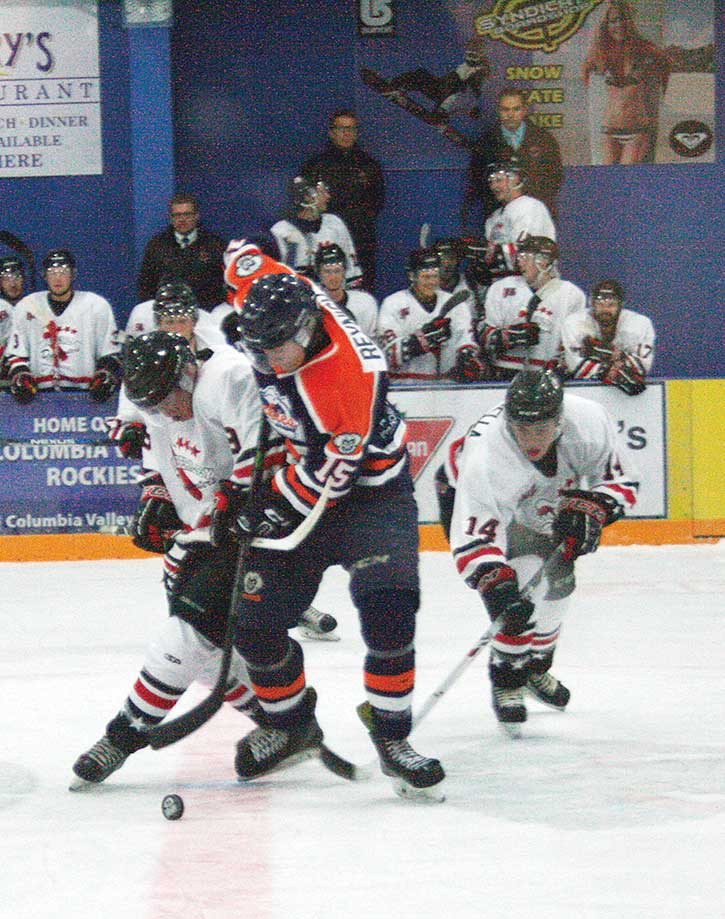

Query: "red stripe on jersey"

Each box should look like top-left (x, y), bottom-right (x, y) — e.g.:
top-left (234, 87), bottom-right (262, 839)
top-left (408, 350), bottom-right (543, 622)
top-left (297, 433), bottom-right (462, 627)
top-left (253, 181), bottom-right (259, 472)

top-left (494, 630), bottom-right (534, 647)
top-left (607, 482), bottom-right (637, 507)
top-left (455, 545), bottom-right (504, 575)
top-left (133, 678), bottom-right (177, 711)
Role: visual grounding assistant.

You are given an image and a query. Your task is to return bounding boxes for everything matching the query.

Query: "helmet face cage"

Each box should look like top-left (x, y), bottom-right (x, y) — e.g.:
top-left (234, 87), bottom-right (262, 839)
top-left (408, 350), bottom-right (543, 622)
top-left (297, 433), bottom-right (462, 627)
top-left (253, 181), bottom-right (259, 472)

top-left (153, 281), bottom-right (199, 324)
top-left (504, 370), bottom-right (563, 427)
top-left (122, 331), bottom-right (196, 409)
top-left (487, 161), bottom-right (526, 191)
top-left (407, 246), bottom-right (440, 281)
top-left (315, 243), bottom-right (347, 275)
top-left (0, 256), bottom-right (23, 278)
top-left (240, 273), bottom-right (321, 356)
top-left (43, 248), bottom-right (76, 273)
top-left (291, 176), bottom-right (329, 213)
top-left (592, 280), bottom-right (625, 305)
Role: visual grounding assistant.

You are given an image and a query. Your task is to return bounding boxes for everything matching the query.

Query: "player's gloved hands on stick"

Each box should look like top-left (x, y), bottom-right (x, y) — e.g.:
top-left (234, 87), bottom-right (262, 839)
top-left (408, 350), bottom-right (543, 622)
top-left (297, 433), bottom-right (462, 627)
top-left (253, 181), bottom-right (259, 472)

top-left (209, 479), bottom-right (247, 547)
top-left (132, 474), bottom-right (183, 554)
top-left (401, 315), bottom-right (452, 361)
top-left (475, 563), bottom-right (534, 634)
top-left (603, 355), bottom-right (646, 396)
top-left (236, 483), bottom-right (304, 541)
top-left (553, 488), bottom-right (622, 561)
top-left (115, 422), bottom-right (146, 459)
top-left (581, 336), bottom-right (614, 365)
top-left (88, 368), bottom-right (120, 403)
top-left (450, 346), bottom-right (490, 382)
top-left (10, 370), bottom-right (38, 404)
top-left (489, 322), bottom-right (540, 355)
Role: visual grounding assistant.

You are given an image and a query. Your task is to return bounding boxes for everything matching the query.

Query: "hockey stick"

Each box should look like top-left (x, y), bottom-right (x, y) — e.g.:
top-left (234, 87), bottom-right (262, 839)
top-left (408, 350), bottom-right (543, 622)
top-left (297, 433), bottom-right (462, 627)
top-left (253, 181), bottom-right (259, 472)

top-left (419, 222), bottom-right (431, 248)
top-left (323, 544), bottom-right (567, 781)
top-left (148, 449), bottom-right (334, 749)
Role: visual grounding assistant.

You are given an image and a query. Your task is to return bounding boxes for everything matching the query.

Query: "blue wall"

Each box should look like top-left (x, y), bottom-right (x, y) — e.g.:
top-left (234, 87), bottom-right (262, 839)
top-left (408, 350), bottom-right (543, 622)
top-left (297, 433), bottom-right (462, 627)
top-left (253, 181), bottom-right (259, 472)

top-left (3, 1), bottom-right (724, 377)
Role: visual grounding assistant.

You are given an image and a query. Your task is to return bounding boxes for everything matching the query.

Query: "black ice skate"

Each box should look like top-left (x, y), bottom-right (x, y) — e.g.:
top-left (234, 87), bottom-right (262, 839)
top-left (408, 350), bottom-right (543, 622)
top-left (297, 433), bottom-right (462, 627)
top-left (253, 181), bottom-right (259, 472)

top-left (492, 686), bottom-right (527, 738)
top-left (235, 687), bottom-right (323, 780)
top-left (357, 702), bottom-right (446, 802)
top-left (296, 605), bottom-right (340, 642)
top-left (70, 712), bottom-right (148, 790)
top-left (526, 671), bottom-right (571, 710)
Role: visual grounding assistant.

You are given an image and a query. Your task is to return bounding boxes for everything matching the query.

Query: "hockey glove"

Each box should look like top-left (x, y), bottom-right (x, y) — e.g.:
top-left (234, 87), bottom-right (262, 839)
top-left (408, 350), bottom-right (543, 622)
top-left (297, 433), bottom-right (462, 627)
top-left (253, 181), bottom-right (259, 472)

top-left (132, 475), bottom-right (183, 554)
top-left (553, 489), bottom-right (623, 561)
top-left (449, 346), bottom-right (491, 383)
top-left (603, 355), bottom-right (646, 396)
top-left (10, 370), bottom-right (38, 404)
top-left (209, 479), bottom-right (247, 548)
top-left (581, 336), bottom-right (615, 366)
top-left (401, 316), bottom-right (452, 362)
top-left (88, 368), bottom-right (119, 403)
top-left (236, 483), bottom-right (304, 541)
top-left (114, 422), bottom-right (147, 460)
top-left (475, 563), bottom-right (534, 635)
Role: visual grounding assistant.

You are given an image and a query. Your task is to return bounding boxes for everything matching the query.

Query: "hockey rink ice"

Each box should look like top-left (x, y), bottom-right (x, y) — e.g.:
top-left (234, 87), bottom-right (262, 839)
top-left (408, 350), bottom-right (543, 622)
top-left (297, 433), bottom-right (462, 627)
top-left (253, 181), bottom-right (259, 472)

top-left (3, 543), bottom-right (724, 919)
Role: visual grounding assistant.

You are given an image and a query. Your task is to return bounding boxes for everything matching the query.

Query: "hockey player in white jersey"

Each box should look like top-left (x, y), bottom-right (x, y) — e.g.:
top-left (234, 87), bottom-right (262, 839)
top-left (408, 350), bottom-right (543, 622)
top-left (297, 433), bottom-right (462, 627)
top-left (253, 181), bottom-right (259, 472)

top-left (271, 176), bottom-right (362, 286)
top-left (313, 242), bottom-right (378, 339)
top-left (125, 279), bottom-right (229, 348)
top-left (378, 246), bottom-right (486, 381)
top-left (443, 369), bottom-right (638, 735)
top-left (484, 159), bottom-right (556, 279)
top-left (5, 249), bottom-right (121, 403)
top-left (561, 279), bottom-right (655, 395)
top-left (70, 331), bottom-right (266, 788)
top-left (479, 236), bottom-right (586, 380)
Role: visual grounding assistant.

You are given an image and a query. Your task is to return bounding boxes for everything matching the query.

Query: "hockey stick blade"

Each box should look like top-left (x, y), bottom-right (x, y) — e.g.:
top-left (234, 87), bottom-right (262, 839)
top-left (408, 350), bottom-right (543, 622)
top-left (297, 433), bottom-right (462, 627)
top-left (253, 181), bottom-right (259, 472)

top-left (318, 743), bottom-right (373, 782)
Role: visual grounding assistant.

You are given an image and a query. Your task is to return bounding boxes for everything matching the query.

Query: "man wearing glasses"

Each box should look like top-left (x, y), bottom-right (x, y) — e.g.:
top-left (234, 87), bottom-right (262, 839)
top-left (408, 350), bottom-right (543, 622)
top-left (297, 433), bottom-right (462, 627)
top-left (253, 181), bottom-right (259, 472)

top-left (302, 110), bottom-right (385, 292)
top-left (137, 192), bottom-right (226, 311)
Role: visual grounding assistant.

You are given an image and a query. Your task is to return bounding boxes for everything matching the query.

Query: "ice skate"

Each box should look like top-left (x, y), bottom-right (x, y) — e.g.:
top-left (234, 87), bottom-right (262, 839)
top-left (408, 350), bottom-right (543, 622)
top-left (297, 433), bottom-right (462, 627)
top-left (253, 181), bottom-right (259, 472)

top-left (492, 686), bottom-right (527, 738)
top-left (70, 712), bottom-right (148, 790)
top-left (296, 605), bottom-right (340, 642)
top-left (526, 671), bottom-right (570, 710)
top-left (235, 687), bottom-right (323, 779)
top-left (357, 702), bottom-right (446, 802)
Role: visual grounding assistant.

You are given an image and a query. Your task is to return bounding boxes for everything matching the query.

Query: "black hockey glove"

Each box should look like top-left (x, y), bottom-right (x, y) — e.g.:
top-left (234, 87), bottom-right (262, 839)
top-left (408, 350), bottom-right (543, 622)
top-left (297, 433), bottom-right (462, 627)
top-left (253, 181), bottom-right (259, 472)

top-left (236, 483), bottom-right (304, 541)
top-left (114, 422), bottom-right (147, 460)
top-left (401, 315), bottom-right (452, 361)
top-left (603, 355), bottom-right (646, 396)
top-left (209, 479), bottom-right (247, 548)
top-left (89, 355), bottom-right (123, 403)
top-left (448, 346), bottom-right (491, 383)
top-left (132, 474), bottom-right (183, 554)
top-left (488, 322), bottom-right (540, 356)
top-left (581, 336), bottom-right (614, 366)
top-left (474, 563), bottom-right (534, 635)
top-left (10, 370), bottom-right (38, 404)
top-left (553, 489), bottom-right (623, 561)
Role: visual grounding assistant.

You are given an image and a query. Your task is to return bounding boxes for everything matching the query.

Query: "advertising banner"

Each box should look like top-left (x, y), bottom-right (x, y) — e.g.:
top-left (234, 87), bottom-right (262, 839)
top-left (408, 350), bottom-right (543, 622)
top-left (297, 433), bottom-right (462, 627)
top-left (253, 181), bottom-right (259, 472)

top-left (389, 380), bottom-right (666, 522)
top-left (0, 1), bottom-right (102, 177)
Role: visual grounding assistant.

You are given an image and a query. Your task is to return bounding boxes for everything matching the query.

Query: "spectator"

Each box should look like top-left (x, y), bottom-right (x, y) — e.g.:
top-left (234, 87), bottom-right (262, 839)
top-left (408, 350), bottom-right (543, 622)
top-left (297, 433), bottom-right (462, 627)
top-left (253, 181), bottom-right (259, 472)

top-left (484, 158), bottom-right (556, 281)
top-left (0, 255), bottom-right (27, 306)
top-left (377, 247), bottom-right (485, 382)
top-left (137, 193), bottom-right (226, 310)
top-left (582, 0), bottom-right (670, 165)
top-left (271, 177), bottom-right (362, 287)
top-left (313, 243), bottom-right (378, 340)
top-left (462, 88), bottom-right (564, 225)
top-left (5, 248), bottom-right (121, 404)
top-left (303, 109), bottom-right (385, 291)
top-left (478, 236), bottom-right (586, 381)
top-left (561, 279), bottom-right (655, 394)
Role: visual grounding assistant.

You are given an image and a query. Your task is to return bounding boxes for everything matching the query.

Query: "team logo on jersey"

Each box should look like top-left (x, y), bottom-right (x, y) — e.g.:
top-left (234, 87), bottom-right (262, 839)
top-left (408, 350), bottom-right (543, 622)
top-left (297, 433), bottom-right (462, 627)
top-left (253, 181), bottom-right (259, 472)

top-left (669, 121), bottom-right (713, 159)
top-left (260, 386), bottom-right (298, 435)
top-left (404, 417), bottom-right (455, 481)
top-left (474, 0), bottom-right (604, 53)
top-left (243, 571), bottom-right (264, 597)
top-left (234, 252), bottom-right (264, 277)
top-left (333, 433), bottom-right (362, 455)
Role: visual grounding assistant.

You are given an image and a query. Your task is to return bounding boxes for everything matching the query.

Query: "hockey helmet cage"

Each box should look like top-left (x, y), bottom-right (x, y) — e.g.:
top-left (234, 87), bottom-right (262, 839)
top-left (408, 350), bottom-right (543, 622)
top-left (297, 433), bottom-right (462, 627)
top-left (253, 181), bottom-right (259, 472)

top-left (487, 157), bottom-right (527, 183)
top-left (314, 242), bottom-right (347, 273)
top-left (153, 280), bottom-right (199, 323)
top-left (290, 175), bottom-right (329, 211)
top-left (407, 246), bottom-right (440, 275)
top-left (517, 235), bottom-right (559, 264)
top-left (593, 279), bottom-right (625, 303)
top-left (240, 273), bottom-right (321, 352)
top-left (505, 369), bottom-right (563, 425)
top-left (123, 331), bottom-right (196, 409)
top-left (42, 248), bottom-right (76, 272)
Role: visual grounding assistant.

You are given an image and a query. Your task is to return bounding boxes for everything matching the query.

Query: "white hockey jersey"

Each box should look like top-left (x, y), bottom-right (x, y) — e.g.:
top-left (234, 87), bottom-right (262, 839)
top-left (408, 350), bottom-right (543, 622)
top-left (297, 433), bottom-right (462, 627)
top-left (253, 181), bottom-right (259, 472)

top-left (271, 213), bottom-right (362, 286)
top-left (482, 275), bottom-right (586, 375)
top-left (333, 289), bottom-right (378, 340)
top-left (561, 308), bottom-right (656, 379)
top-left (6, 290), bottom-right (119, 390)
top-left (485, 195), bottom-right (556, 276)
top-left (131, 348), bottom-right (262, 531)
top-left (125, 299), bottom-right (229, 351)
top-left (377, 287), bottom-right (476, 378)
top-left (0, 296), bottom-right (13, 358)
top-left (449, 393), bottom-right (639, 586)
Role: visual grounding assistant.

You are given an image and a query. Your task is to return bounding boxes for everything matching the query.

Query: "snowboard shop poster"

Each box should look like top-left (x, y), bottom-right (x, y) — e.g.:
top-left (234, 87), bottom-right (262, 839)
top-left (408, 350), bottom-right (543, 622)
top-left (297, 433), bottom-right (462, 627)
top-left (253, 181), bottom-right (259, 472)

top-left (355, 0), bottom-right (715, 168)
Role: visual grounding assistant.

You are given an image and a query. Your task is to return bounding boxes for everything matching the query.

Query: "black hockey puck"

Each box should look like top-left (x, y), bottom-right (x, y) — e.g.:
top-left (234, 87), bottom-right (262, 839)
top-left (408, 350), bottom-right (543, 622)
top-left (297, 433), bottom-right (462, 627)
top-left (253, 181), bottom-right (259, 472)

top-left (161, 793), bottom-right (184, 820)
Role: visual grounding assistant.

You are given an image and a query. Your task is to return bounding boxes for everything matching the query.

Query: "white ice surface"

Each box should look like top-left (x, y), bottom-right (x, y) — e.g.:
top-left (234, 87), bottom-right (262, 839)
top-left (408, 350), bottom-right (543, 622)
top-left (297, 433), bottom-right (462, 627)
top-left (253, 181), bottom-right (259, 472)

top-left (2, 544), bottom-right (724, 919)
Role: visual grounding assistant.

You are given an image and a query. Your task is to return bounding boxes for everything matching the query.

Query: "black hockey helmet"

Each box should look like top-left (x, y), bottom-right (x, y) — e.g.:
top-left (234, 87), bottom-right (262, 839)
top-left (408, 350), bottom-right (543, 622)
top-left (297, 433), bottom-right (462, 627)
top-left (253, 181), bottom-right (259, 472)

top-left (517, 235), bottom-right (559, 264)
top-left (407, 246), bottom-right (440, 276)
top-left (314, 242), bottom-right (347, 272)
top-left (123, 331), bottom-right (196, 409)
top-left (153, 280), bottom-right (199, 323)
top-left (0, 255), bottom-right (24, 277)
top-left (592, 279), bottom-right (625, 303)
top-left (42, 248), bottom-right (76, 272)
top-left (240, 273), bottom-right (321, 351)
top-left (505, 369), bottom-right (563, 425)
top-left (290, 175), bottom-right (329, 211)
top-left (487, 157), bottom-right (527, 186)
